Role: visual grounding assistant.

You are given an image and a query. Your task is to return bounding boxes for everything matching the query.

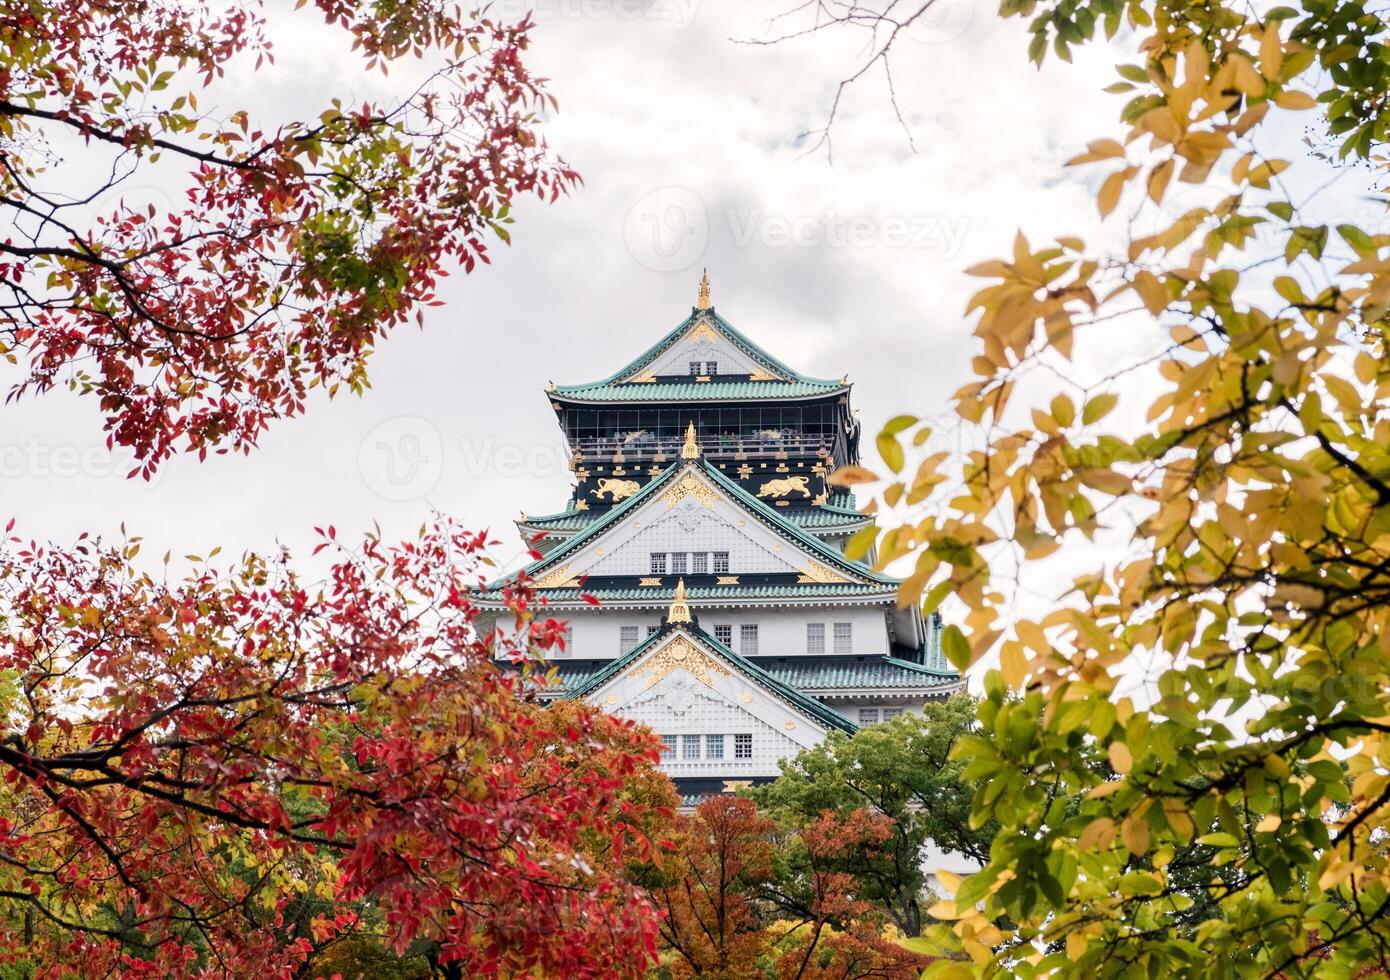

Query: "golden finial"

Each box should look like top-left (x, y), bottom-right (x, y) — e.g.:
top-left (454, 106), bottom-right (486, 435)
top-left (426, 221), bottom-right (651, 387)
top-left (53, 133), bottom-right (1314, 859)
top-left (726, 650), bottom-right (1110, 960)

top-left (695, 269), bottom-right (711, 310)
top-left (668, 577), bottom-right (692, 624)
top-left (681, 421), bottom-right (700, 459)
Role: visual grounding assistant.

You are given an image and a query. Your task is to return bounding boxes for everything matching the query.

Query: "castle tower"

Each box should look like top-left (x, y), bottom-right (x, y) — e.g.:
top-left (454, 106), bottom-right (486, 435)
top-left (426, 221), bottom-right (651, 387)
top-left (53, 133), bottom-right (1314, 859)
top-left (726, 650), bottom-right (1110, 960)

top-left (478, 276), bottom-right (962, 801)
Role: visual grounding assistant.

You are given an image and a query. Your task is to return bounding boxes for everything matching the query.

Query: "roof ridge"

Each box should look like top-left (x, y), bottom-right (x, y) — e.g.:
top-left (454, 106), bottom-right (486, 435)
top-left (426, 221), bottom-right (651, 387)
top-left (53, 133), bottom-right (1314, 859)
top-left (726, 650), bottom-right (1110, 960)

top-left (552, 308), bottom-right (845, 392)
top-left (565, 625), bottom-right (857, 734)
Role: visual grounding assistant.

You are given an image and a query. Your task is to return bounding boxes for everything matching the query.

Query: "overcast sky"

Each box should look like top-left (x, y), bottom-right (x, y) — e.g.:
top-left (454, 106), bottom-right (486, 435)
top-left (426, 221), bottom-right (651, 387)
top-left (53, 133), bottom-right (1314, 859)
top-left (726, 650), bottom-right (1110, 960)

top-left (2, 0), bottom-right (1369, 668)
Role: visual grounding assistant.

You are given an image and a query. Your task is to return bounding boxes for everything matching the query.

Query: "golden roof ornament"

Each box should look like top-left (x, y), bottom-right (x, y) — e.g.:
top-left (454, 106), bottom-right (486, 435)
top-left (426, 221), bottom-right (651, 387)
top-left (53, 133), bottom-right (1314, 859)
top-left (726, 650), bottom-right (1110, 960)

top-left (681, 421), bottom-right (700, 459)
top-left (668, 577), bottom-right (693, 624)
top-left (696, 269), bottom-right (711, 310)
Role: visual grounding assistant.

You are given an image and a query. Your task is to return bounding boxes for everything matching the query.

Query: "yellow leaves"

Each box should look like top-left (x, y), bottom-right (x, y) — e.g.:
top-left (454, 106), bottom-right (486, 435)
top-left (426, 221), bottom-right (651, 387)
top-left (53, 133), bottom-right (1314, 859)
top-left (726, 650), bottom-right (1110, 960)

top-left (1132, 270), bottom-right (1169, 315)
top-left (1097, 167), bottom-right (1135, 217)
top-left (1224, 54), bottom-right (1266, 101)
top-left (1247, 158), bottom-right (1290, 189)
top-left (1260, 22), bottom-right (1284, 81)
top-left (1079, 816), bottom-right (1117, 851)
top-left (829, 465), bottom-right (879, 486)
top-left (996, 641), bottom-right (1027, 687)
top-left (1050, 393), bottom-right (1075, 427)
top-left (1275, 90), bottom-right (1317, 110)
top-left (1147, 158), bottom-right (1174, 203)
top-left (1108, 740), bottom-right (1133, 773)
top-left (1068, 138), bottom-right (1126, 165)
top-left (1138, 107), bottom-right (1183, 146)
top-left (1256, 813), bottom-right (1282, 833)
top-left (1121, 808), bottom-right (1151, 855)
top-left (1162, 798), bottom-right (1194, 841)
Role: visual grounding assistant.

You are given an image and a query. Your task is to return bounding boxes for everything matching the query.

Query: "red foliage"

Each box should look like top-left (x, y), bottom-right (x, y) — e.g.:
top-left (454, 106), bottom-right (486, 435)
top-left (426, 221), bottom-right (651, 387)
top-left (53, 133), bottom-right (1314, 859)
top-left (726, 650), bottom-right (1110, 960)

top-left (0, 1), bottom-right (578, 474)
top-left (654, 795), bottom-right (775, 979)
top-left (773, 810), bottom-right (934, 980)
top-left (0, 518), bottom-right (664, 978)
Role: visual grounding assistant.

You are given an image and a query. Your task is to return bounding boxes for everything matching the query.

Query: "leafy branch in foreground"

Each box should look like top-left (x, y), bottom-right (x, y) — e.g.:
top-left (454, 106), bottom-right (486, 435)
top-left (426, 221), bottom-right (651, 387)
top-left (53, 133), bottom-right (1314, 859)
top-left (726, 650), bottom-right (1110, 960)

top-left (0, 518), bottom-right (664, 977)
top-left (0, 1), bottom-right (576, 474)
top-left (802, 0), bottom-right (1390, 975)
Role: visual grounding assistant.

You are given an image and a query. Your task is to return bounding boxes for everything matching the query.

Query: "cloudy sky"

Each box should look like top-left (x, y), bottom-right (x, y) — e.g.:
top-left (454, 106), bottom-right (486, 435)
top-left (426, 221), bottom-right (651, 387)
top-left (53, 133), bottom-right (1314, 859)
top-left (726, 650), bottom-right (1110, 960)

top-left (3, 0), bottom-right (1367, 667)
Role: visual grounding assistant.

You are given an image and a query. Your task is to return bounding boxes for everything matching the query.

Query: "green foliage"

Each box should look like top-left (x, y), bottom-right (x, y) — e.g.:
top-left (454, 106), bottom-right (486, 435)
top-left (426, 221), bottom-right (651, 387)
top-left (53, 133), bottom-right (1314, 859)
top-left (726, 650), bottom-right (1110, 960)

top-left (839, 0), bottom-right (1390, 974)
top-left (752, 695), bottom-right (990, 937)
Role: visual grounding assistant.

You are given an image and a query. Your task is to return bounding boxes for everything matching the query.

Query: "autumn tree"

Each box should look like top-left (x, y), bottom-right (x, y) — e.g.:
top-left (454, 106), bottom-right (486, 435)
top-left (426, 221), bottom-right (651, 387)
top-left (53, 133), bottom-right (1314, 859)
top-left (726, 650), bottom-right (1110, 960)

top-left (777, 0), bottom-right (1390, 975)
top-left (0, 1), bottom-right (575, 474)
top-left (752, 694), bottom-right (990, 938)
top-left (650, 796), bottom-right (934, 979)
top-left (650, 795), bottom-right (775, 980)
top-left (0, 518), bottom-right (666, 978)
top-left (763, 809), bottom-right (935, 980)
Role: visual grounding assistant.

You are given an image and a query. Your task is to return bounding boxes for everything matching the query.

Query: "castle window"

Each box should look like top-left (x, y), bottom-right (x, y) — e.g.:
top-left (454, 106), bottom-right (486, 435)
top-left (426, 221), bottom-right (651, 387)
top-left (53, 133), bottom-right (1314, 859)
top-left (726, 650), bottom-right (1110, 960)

top-left (806, 623), bottom-right (825, 654)
top-left (619, 625), bottom-right (640, 654)
top-left (661, 735), bottom-right (677, 755)
top-left (714, 625), bottom-right (733, 646)
top-left (740, 624), bottom-right (759, 656)
top-left (882, 708), bottom-right (904, 720)
top-left (689, 361), bottom-right (701, 375)
top-left (706, 735), bottom-right (725, 759)
top-left (833, 622), bottom-right (853, 654)
top-left (647, 625), bottom-right (660, 637)
top-left (859, 709), bottom-right (880, 725)
top-left (682, 735), bottom-right (701, 760)
top-left (691, 552), bottom-right (709, 575)
top-left (559, 626), bottom-right (573, 657)
top-left (705, 360), bottom-right (719, 375)
top-left (671, 552), bottom-right (688, 575)
top-left (734, 734), bottom-right (753, 759)
top-left (713, 552), bottom-right (730, 574)
top-left (650, 553), bottom-right (666, 575)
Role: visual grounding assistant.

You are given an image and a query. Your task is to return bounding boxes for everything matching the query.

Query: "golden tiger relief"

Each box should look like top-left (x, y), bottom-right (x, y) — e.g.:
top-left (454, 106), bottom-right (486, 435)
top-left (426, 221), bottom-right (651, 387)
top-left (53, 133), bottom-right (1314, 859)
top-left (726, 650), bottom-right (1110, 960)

top-left (591, 478), bottom-right (641, 501)
top-left (757, 476), bottom-right (811, 499)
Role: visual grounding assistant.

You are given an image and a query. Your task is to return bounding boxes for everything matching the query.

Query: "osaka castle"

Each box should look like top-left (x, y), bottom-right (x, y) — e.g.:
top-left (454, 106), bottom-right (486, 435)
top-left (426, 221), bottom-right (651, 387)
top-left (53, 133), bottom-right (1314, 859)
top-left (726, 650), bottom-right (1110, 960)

top-left (477, 273), bottom-right (963, 798)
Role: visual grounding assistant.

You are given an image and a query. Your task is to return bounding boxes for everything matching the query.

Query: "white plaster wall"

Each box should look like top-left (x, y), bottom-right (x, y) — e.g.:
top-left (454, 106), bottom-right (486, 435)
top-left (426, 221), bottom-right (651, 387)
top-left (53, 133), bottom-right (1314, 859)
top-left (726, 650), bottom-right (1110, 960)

top-left (531, 605), bottom-right (889, 659)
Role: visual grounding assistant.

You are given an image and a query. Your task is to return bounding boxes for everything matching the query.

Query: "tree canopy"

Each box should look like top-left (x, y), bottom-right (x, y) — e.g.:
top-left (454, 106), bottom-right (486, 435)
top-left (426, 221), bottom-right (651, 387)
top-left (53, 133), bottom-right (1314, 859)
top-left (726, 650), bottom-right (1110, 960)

top-left (0, 0), bottom-right (574, 475)
top-left (0, 519), bottom-right (665, 978)
top-left (813, 0), bottom-right (1390, 974)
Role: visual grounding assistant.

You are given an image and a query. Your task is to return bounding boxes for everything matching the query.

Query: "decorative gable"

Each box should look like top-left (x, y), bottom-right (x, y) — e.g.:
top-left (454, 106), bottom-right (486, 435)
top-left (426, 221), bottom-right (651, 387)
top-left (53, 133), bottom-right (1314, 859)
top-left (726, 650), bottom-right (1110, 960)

top-left (630, 315), bottom-right (777, 380)
top-left (540, 464), bottom-right (859, 584)
top-left (579, 629), bottom-right (847, 777)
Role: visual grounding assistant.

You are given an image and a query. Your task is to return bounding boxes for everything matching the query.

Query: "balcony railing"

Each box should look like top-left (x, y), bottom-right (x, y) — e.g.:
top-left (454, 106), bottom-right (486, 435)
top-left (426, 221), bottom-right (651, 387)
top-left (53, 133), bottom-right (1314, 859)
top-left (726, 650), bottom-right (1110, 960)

top-left (570, 432), bottom-right (832, 462)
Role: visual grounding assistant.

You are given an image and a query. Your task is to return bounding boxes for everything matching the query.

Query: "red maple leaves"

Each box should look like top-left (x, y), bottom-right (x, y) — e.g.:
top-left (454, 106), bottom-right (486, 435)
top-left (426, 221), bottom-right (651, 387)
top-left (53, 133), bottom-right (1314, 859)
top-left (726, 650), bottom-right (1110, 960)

top-left (0, 1), bottom-right (578, 475)
top-left (0, 518), bottom-right (665, 977)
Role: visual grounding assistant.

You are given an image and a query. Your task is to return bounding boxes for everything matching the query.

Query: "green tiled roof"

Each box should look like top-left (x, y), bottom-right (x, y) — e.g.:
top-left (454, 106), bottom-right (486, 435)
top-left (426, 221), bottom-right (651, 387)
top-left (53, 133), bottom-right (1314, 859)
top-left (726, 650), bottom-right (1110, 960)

top-left (479, 583), bottom-right (895, 603)
top-left (552, 309), bottom-right (847, 402)
top-left (564, 625), bottom-right (858, 734)
top-left (760, 656), bottom-right (961, 691)
top-left (552, 380), bottom-right (845, 402)
top-left (541, 655), bottom-right (959, 695)
top-left (518, 502), bottom-right (869, 534)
